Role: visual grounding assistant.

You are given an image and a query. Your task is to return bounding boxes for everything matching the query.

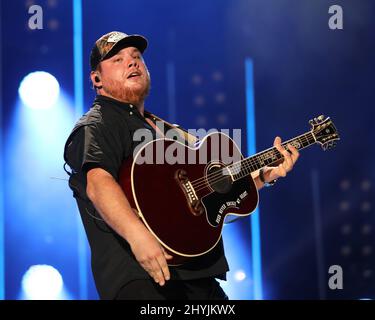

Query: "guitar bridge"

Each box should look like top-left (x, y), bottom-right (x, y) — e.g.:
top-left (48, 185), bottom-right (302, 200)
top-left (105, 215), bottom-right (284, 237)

top-left (175, 169), bottom-right (204, 216)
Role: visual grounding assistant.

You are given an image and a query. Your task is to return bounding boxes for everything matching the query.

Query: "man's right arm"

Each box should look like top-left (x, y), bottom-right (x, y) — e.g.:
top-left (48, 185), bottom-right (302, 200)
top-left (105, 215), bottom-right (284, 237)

top-left (86, 167), bottom-right (172, 286)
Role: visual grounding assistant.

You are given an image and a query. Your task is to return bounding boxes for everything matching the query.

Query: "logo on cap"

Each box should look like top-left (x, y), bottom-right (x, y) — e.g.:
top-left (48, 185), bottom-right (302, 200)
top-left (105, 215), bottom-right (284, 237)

top-left (107, 32), bottom-right (127, 43)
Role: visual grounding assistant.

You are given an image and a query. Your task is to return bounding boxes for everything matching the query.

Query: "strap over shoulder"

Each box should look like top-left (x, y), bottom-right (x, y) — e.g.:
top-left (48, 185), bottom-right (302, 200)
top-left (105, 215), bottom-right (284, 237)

top-left (144, 111), bottom-right (199, 146)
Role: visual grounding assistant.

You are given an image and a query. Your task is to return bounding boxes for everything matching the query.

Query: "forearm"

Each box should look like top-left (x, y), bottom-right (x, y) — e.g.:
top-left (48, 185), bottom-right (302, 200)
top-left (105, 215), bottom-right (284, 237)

top-left (86, 169), bottom-right (145, 244)
top-left (86, 168), bottom-right (172, 285)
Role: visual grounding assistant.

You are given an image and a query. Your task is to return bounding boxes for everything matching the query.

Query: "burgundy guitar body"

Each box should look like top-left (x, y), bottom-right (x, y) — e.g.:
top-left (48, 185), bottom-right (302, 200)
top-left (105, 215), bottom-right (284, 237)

top-left (119, 132), bottom-right (259, 265)
top-left (118, 115), bottom-right (340, 265)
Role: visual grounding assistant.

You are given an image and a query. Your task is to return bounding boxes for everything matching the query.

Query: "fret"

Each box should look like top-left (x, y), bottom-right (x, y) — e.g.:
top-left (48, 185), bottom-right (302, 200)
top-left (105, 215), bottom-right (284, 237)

top-left (229, 131), bottom-right (316, 181)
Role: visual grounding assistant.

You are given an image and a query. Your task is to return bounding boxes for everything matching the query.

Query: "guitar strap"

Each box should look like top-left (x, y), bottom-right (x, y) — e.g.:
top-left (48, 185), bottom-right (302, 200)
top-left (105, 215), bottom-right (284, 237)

top-left (144, 111), bottom-right (199, 146)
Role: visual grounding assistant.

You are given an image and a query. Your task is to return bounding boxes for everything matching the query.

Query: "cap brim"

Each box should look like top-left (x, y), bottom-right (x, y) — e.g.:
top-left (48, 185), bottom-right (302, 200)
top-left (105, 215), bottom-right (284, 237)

top-left (103, 35), bottom-right (148, 60)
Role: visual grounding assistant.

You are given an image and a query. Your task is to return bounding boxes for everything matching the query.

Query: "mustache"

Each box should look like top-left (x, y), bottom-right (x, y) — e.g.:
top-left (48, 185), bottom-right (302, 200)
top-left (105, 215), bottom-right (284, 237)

top-left (103, 74), bottom-right (151, 102)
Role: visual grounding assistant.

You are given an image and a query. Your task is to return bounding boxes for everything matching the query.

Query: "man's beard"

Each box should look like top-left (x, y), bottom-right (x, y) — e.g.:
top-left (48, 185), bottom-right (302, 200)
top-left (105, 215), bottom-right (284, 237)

top-left (103, 75), bottom-right (151, 105)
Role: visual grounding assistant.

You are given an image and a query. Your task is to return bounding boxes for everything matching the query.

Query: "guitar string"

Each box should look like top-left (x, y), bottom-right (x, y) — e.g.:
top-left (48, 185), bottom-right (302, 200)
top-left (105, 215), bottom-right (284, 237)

top-left (189, 132), bottom-right (313, 188)
top-left (191, 135), bottom-right (316, 193)
top-left (189, 133), bottom-right (314, 191)
top-left (203, 133), bottom-right (316, 187)
top-left (222, 132), bottom-right (315, 177)
top-left (192, 134), bottom-right (315, 193)
top-left (190, 134), bottom-right (311, 191)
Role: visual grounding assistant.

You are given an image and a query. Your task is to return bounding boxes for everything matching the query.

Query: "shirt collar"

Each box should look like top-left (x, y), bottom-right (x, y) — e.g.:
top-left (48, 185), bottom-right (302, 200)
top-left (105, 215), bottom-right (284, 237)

top-left (94, 95), bottom-right (154, 125)
top-left (94, 95), bottom-right (135, 112)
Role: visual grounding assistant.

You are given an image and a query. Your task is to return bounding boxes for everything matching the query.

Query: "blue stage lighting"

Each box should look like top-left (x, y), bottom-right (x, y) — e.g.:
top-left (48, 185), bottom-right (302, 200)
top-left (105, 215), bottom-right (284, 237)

top-left (21, 264), bottom-right (63, 299)
top-left (234, 270), bottom-right (247, 282)
top-left (18, 71), bottom-right (60, 109)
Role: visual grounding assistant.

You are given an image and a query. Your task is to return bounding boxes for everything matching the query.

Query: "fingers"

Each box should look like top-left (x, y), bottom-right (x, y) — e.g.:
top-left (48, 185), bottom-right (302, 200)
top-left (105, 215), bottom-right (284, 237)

top-left (141, 257), bottom-right (165, 286)
top-left (140, 249), bottom-right (172, 287)
top-left (288, 144), bottom-right (300, 163)
top-left (162, 247), bottom-right (173, 260)
top-left (149, 258), bottom-right (166, 286)
top-left (274, 137), bottom-right (292, 169)
top-left (274, 136), bottom-right (281, 145)
top-left (155, 254), bottom-right (170, 285)
top-left (283, 145), bottom-right (294, 169)
top-left (156, 248), bottom-right (173, 285)
top-left (273, 137), bottom-right (300, 176)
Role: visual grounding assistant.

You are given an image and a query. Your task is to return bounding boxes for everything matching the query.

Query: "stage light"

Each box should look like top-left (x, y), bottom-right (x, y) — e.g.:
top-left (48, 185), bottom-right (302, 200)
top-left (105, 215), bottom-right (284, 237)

top-left (21, 264), bottom-right (63, 300)
top-left (18, 71), bottom-right (60, 109)
top-left (234, 270), bottom-right (247, 282)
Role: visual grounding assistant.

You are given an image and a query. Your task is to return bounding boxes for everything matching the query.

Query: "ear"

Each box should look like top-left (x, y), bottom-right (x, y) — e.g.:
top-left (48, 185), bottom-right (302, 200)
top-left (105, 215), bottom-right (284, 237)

top-left (90, 71), bottom-right (102, 89)
top-left (90, 71), bottom-right (99, 85)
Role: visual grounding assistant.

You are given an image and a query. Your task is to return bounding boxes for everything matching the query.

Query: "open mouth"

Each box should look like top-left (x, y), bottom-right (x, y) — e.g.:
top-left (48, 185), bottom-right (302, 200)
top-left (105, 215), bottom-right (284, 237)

top-left (127, 71), bottom-right (141, 79)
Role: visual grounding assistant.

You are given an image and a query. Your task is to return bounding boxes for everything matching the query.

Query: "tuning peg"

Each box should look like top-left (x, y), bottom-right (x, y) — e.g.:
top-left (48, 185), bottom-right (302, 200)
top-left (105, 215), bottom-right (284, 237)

top-left (310, 115), bottom-right (329, 126)
top-left (324, 141), bottom-right (337, 150)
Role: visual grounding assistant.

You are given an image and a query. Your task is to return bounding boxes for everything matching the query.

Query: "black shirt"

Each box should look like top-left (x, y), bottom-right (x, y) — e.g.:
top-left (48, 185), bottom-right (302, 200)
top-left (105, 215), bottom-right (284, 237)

top-left (63, 95), bottom-right (229, 299)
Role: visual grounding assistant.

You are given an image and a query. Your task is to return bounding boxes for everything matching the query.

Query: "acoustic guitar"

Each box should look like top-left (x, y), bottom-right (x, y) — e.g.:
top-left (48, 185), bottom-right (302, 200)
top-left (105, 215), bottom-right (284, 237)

top-left (119, 115), bottom-right (339, 265)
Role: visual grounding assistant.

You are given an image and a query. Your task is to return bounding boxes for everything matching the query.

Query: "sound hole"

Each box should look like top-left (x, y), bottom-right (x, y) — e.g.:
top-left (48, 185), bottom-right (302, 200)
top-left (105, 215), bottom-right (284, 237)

top-left (207, 164), bottom-right (232, 194)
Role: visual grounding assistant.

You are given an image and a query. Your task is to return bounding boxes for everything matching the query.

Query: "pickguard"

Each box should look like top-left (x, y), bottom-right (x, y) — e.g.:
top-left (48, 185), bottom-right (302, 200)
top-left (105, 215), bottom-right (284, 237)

top-left (201, 176), bottom-right (251, 227)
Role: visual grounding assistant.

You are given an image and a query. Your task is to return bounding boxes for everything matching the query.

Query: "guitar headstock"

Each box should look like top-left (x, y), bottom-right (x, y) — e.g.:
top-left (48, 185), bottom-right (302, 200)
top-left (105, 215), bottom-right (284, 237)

top-left (310, 115), bottom-right (340, 150)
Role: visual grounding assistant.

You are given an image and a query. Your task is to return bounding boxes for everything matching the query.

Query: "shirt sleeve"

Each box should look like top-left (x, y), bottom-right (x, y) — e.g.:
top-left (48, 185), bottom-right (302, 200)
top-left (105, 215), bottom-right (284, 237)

top-left (80, 120), bottom-right (128, 179)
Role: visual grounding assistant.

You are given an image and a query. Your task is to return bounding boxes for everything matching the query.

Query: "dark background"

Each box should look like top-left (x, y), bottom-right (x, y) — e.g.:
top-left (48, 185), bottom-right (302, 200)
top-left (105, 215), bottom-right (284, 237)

top-left (0, 0), bottom-right (374, 299)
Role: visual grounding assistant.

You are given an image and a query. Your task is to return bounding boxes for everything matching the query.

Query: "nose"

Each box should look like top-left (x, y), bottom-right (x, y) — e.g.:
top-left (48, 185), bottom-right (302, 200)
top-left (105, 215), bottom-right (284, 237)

top-left (128, 59), bottom-right (138, 69)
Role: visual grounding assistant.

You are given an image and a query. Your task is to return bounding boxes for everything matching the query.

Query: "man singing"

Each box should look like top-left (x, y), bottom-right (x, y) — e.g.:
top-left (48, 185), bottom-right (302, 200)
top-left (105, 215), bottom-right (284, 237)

top-left (63, 31), bottom-right (299, 300)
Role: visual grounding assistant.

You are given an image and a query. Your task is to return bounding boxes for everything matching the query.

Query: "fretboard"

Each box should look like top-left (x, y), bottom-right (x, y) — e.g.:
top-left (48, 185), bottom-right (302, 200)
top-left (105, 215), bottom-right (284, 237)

top-left (228, 131), bottom-right (316, 181)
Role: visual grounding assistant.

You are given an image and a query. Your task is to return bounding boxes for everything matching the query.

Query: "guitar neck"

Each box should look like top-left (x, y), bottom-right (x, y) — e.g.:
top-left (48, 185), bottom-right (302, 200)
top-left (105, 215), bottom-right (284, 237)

top-left (229, 131), bottom-right (316, 181)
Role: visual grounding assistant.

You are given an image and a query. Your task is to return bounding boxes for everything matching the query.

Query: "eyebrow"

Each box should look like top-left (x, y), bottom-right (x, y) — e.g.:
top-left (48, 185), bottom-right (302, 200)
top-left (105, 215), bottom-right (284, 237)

top-left (111, 48), bottom-right (141, 60)
top-left (126, 48), bottom-right (141, 55)
top-left (131, 48), bottom-right (141, 54)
